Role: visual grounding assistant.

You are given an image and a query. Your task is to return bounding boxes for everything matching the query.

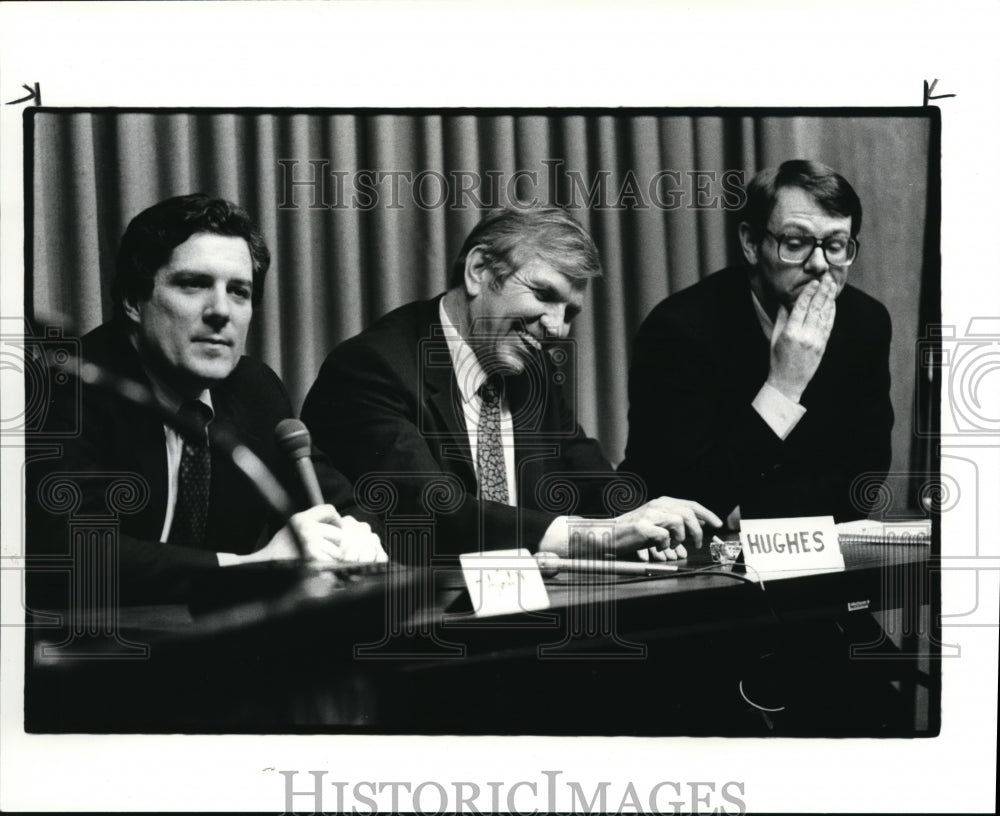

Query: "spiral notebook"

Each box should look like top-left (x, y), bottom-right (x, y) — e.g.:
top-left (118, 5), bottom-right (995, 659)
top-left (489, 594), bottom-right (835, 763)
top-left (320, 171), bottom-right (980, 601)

top-left (835, 519), bottom-right (932, 545)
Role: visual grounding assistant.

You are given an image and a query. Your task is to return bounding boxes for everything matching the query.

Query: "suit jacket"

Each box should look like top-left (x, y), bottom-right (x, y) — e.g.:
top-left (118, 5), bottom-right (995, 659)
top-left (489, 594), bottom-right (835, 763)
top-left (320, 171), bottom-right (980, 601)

top-left (301, 295), bottom-right (616, 562)
top-left (26, 321), bottom-right (364, 603)
top-left (621, 265), bottom-right (893, 522)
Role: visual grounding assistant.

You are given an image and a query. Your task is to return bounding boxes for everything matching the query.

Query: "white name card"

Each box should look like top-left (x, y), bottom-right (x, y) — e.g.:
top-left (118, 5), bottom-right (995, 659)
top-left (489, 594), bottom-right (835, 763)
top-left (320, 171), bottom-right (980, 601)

top-left (459, 548), bottom-right (551, 618)
top-left (739, 515), bottom-right (844, 581)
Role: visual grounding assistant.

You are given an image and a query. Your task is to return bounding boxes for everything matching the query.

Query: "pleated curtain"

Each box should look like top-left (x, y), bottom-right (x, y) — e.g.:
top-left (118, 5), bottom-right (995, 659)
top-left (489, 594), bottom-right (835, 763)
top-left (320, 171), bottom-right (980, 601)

top-left (30, 110), bottom-right (932, 509)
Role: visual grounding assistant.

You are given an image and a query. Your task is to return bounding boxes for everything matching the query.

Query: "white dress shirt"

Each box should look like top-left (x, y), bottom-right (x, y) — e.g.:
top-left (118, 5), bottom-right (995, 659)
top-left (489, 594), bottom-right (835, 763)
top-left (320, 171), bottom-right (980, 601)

top-left (438, 298), bottom-right (518, 506)
top-left (145, 378), bottom-right (214, 545)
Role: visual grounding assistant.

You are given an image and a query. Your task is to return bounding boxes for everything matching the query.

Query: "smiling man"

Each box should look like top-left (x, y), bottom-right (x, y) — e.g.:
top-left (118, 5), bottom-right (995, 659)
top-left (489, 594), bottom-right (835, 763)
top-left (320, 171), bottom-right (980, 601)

top-left (623, 160), bottom-right (893, 523)
top-left (302, 207), bottom-right (720, 562)
top-left (28, 194), bottom-right (384, 603)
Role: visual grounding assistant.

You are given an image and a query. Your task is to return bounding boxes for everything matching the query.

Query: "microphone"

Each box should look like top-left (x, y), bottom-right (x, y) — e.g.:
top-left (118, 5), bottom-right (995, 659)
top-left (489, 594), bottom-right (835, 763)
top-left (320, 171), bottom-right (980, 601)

top-left (274, 419), bottom-right (340, 520)
top-left (534, 551), bottom-right (680, 579)
top-left (50, 349), bottom-right (327, 569)
top-left (69, 358), bottom-right (297, 519)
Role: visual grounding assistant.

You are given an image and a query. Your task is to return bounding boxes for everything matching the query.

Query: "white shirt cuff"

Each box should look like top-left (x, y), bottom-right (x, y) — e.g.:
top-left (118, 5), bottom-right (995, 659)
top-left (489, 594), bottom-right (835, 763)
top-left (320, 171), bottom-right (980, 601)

top-left (538, 516), bottom-right (572, 558)
top-left (752, 382), bottom-right (807, 440)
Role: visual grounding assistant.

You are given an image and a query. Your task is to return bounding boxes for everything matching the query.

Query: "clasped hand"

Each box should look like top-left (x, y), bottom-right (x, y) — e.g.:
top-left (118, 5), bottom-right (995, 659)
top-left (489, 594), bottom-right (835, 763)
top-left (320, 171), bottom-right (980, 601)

top-left (251, 504), bottom-right (387, 564)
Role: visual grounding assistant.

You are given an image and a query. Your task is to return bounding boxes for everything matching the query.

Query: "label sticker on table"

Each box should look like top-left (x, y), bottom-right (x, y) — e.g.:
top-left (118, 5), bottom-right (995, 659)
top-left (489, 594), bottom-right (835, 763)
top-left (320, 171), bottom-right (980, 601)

top-left (739, 515), bottom-right (844, 581)
top-left (459, 548), bottom-right (551, 618)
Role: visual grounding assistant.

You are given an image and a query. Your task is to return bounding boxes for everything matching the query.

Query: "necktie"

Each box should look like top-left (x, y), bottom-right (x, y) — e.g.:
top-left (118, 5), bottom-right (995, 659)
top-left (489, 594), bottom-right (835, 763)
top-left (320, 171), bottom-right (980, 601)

top-left (168, 400), bottom-right (212, 547)
top-left (477, 376), bottom-right (509, 504)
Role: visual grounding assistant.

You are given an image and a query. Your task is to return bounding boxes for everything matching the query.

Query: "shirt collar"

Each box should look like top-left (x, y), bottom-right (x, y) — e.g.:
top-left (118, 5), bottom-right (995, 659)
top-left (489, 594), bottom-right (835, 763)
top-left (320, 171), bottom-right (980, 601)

top-left (141, 362), bottom-right (214, 420)
top-left (439, 297), bottom-right (489, 404)
top-left (750, 288), bottom-right (774, 340)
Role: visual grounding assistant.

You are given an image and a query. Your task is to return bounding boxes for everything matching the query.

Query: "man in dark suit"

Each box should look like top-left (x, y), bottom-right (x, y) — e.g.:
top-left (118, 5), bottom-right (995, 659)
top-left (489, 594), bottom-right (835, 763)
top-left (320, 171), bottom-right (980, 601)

top-left (624, 160), bottom-right (893, 525)
top-left (27, 194), bottom-right (384, 604)
top-left (621, 162), bottom-right (905, 734)
top-left (302, 207), bottom-right (721, 564)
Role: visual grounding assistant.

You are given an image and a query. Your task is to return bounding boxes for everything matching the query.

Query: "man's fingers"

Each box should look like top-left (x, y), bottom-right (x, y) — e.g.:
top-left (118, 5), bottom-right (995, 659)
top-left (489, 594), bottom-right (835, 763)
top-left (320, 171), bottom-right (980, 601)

top-left (323, 515), bottom-right (385, 563)
top-left (646, 503), bottom-right (697, 548)
top-left (305, 538), bottom-right (344, 561)
top-left (692, 506), bottom-right (724, 529)
top-left (291, 511), bottom-right (349, 556)
top-left (338, 540), bottom-right (366, 562)
top-left (787, 281), bottom-right (819, 328)
top-left (648, 497), bottom-right (723, 545)
top-left (660, 517), bottom-right (687, 548)
top-left (642, 498), bottom-right (725, 550)
top-left (296, 521), bottom-right (345, 560)
top-left (685, 521), bottom-right (703, 549)
top-left (339, 533), bottom-right (382, 563)
top-left (808, 275), bottom-right (833, 313)
top-left (770, 305), bottom-right (790, 351)
top-left (803, 276), bottom-right (838, 335)
top-left (634, 519), bottom-right (670, 546)
top-left (339, 516), bottom-right (373, 535)
top-left (647, 540), bottom-right (680, 561)
top-left (680, 509), bottom-right (703, 548)
top-left (317, 524), bottom-right (345, 546)
top-left (689, 501), bottom-right (724, 532)
top-left (821, 298), bottom-right (836, 330)
top-left (295, 503), bottom-right (343, 527)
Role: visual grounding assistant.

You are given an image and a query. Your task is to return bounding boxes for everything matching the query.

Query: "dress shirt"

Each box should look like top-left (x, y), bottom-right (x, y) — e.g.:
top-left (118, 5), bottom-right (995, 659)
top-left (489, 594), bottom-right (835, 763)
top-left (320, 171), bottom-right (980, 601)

top-left (438, 298), bottom-right (517, 505)
top-left (142, 373), bottom-right (214, 544)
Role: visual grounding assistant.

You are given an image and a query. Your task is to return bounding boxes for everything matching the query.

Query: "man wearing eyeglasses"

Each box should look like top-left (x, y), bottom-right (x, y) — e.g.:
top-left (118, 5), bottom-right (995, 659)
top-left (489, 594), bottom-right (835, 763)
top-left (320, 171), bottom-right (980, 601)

top-left (623, 160), bottom-right (892, 525)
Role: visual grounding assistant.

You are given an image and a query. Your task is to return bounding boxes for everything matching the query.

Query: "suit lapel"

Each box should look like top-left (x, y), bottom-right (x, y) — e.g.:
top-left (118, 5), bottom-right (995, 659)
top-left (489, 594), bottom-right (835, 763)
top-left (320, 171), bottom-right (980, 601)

top-left (206, 383), bottom-right (238, 536)
top-left (204, 371), bottom-right (276, 546)
top-left (131, 413), bottom-right (169, 538)
top-left (102, 331), bottom-right (170, 537)
top-left (417, 298), bottom-right (477, 487)
top-left (724, 268), bottom-right (772, 395)
top-left (506, 360), bottom-right (542, 472)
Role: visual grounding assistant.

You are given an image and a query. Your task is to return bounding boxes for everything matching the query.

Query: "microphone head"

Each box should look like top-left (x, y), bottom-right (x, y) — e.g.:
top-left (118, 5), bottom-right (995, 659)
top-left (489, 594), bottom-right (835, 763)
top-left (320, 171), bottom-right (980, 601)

top-left (274, 418), bottom-right (313, 461)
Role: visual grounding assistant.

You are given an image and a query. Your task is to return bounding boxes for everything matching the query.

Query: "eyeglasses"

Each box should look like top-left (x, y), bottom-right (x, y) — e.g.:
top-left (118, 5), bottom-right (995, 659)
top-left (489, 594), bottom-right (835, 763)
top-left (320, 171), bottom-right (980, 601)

top-left (764, 230), bottom-right (859, 266)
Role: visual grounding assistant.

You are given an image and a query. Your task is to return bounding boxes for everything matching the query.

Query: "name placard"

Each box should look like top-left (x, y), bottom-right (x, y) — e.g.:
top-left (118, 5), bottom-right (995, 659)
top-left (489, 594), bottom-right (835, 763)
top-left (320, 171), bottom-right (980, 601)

top-left (739, 515), bottom-right (844, 581)
top-left (459, 548), bottom-right (551, 618)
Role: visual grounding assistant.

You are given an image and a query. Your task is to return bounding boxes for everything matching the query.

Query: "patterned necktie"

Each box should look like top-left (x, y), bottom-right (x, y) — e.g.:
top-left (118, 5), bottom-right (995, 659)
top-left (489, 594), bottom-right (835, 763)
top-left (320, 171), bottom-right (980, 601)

top-left (477, 376), bottom-right (509, 503)
top-left (168, 400), bottom-right (212, 547)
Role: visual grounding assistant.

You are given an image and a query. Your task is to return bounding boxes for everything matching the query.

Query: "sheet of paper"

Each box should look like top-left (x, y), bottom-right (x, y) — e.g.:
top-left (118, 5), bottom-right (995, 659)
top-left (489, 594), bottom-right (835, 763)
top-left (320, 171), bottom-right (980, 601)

top-left (459, 548), bottom-right (550, 618)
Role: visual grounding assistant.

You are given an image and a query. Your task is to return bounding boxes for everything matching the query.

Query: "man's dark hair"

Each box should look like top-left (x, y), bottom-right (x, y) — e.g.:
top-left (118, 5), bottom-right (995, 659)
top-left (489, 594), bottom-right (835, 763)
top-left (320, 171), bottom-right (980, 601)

top-left (112, 193), bottom-right (271, 317)
top-left (741, 159), bottom-right (863, 239)
top-left (448, 207), bottom-right (602, 290)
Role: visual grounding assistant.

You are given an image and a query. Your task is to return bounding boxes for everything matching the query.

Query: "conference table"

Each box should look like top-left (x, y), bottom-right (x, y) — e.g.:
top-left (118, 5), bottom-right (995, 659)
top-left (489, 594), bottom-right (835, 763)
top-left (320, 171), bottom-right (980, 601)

top-left (25, 537), bottom-right (936, 736)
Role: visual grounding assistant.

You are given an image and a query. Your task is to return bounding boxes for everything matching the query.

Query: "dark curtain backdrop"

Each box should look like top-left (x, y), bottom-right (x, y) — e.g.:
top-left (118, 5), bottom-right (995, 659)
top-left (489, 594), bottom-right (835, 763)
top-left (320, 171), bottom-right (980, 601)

top-left (30, 111), bottom-right (932, 508)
